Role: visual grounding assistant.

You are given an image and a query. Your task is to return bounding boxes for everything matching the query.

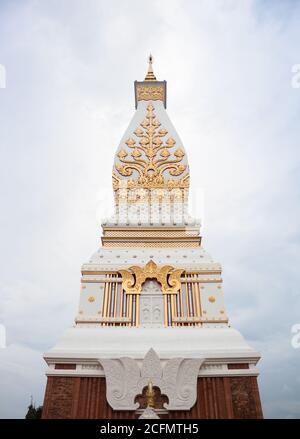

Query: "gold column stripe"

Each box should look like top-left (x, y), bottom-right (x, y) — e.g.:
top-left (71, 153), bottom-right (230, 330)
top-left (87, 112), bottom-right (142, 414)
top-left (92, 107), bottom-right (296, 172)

top-left (164, 295), bottom-right (168, 327)
top-left (191, 280), bottom-right (196, 324)
top-left (136, 294), bottom-right (140, 327)
top-left (175, 293), bottom-right (178, 326)
top-left (171, 295), bottom-right (175, 327)
top-left (113, 281), bottom-right (118, 319)
top-left (107, 275), bottom-right (112, 321)
top-left (129, 295), bottom-right (133, 327)
top-left (102, 275), bottom-right (109, 322)
top-left (197, 280), bottom-right (202, 320)
top-left (120, 286), bottom-right (124, 323)
top-left (193, 274), bottom-right (201, 325)
top-left (185, 275), bottom-right (190, 326)
top-left (179, 286), bottom-right (184, 325)
top-left (125, 295), bottom-right (129, 326)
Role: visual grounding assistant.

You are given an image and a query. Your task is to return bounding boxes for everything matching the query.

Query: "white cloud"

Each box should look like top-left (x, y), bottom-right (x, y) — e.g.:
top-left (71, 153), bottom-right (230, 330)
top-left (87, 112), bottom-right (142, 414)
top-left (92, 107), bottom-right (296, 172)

top-left (0, 344), bottom-right (45, 419)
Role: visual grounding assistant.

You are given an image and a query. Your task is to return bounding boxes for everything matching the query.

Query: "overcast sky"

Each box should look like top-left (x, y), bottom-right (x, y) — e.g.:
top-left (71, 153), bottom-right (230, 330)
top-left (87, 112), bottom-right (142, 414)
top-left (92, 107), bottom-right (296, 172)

top-left (0, 0), bottom-right (300, 418)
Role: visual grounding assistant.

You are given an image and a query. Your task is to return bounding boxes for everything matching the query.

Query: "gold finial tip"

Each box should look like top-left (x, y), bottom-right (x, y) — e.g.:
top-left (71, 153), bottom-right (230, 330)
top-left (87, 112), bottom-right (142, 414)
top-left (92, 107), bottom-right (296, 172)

top-left (146, 380), bottom-right (155, 408)
top-left (145, 53), bottom-right (157, 81)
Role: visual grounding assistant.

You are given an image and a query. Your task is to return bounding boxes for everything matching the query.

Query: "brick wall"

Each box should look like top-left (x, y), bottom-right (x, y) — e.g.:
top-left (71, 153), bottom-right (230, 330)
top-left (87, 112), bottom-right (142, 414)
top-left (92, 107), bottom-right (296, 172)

top-left (42, 375), bottom-right (263, 419)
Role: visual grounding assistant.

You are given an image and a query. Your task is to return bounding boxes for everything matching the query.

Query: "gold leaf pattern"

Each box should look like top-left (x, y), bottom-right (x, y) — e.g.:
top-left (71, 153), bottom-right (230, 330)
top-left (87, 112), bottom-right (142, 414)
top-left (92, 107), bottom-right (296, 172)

top-left (136, 85), bottom-right (164, 101)
top-left (118, 260), bottom-right (184, 295)
top-left (113, 104), bottom-right (189, 189)
top-left (117, 149), bottom-right (128, 159)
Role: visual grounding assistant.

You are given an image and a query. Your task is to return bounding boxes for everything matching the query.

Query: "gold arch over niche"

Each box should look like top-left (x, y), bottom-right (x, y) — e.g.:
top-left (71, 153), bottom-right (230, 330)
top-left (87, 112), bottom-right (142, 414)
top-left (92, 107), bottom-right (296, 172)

top-left (118, 260), bottom-right (184, 295)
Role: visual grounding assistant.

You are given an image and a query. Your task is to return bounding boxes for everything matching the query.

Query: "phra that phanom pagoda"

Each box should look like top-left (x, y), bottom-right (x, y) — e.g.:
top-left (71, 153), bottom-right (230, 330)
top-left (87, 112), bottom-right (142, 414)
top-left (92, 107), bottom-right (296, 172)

top-left (42, 56), bottom-right (263, 419)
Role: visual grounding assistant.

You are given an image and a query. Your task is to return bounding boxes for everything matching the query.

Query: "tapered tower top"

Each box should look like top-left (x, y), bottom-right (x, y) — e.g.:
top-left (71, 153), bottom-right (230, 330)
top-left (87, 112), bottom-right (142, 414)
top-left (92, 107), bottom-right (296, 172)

top-left (144, 54), bottom-right (157, 81)
top-left (111, 56), bottom-right (191, 227)
top-left (134, 54), bottom-right (167, 108)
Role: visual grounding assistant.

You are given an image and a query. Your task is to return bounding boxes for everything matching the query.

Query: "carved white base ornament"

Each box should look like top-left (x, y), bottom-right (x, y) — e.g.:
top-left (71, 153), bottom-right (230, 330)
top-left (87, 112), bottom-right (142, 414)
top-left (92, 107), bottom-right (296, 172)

top-left (100, 348), bottom-right (203, 411)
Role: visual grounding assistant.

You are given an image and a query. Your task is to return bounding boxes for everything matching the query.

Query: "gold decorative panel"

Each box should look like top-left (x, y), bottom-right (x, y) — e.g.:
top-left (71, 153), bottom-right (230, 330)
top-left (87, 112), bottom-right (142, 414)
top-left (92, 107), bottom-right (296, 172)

top-left (136, 85), bottom-right (164, 101)
top-left (113, 104), bottom-right (189, 190)
top-left (102, 241), bottom-right (199, 248)
top-left (118, 260), bottom-right (183, 295)
top-left (103, 227), bottom-right (200, 238)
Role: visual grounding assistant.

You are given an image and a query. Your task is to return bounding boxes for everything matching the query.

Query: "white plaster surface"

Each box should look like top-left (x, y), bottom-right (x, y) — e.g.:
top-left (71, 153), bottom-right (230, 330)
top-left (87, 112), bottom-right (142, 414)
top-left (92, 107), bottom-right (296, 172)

top-left (44, 326), bottom-right (260, 362)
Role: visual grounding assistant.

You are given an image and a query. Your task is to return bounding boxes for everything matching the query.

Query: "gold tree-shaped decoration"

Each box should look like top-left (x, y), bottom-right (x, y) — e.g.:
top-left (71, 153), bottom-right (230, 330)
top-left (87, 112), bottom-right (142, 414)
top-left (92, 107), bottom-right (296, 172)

top-left (115, 104), bottom-right (187, 188)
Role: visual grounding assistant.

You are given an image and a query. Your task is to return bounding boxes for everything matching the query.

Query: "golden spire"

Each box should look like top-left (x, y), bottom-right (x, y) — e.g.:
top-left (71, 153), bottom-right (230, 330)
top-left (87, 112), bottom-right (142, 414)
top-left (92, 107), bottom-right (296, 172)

top-left (145, 54), bottom-right (157, 81)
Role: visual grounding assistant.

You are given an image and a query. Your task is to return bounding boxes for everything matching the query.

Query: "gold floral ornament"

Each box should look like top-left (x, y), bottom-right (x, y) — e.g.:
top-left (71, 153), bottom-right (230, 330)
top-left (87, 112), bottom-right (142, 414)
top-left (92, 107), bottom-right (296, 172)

top-left (113, 104), bottom-right (189, 190)
top-left (136, 86), bottom-right (164, 102)
top-left (118, 260), bottom-right (184, 295)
